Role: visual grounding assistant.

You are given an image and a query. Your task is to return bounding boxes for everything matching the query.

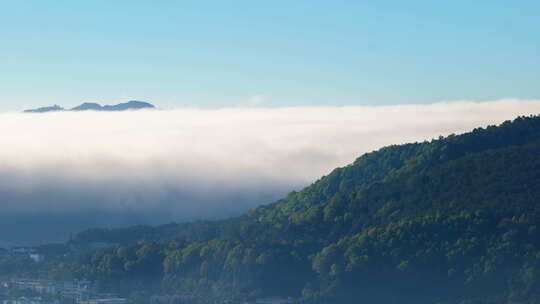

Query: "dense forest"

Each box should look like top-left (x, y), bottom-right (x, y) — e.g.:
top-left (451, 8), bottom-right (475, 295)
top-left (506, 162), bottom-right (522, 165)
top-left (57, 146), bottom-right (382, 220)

top-left (5, 115), bottom-right (540, 304)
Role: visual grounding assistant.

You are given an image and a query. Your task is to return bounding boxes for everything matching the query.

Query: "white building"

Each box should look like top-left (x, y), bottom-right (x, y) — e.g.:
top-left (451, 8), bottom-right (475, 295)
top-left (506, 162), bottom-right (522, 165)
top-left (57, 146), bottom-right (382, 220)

top-left (29, 254), bottom-right (45, 263)
top-left (79, 298), bottom-right (128, 304)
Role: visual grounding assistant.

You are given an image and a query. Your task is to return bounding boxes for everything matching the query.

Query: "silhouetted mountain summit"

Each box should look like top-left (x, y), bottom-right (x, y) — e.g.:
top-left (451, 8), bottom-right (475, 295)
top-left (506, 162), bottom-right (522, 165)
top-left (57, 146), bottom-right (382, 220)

top-left (71, 102), bottom-right (103, 111)
top-left (24, 101), bottom-right (155, 113)
top-left (101, 101), bottom-right (155, 111)
top-left (23, 105), bottom-right (65, 113)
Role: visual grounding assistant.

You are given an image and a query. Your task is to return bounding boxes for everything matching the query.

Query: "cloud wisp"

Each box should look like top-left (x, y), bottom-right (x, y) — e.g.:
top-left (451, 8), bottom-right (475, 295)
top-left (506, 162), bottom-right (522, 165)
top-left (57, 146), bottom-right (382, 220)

top-left (1, 99), bottom-right (540, 243)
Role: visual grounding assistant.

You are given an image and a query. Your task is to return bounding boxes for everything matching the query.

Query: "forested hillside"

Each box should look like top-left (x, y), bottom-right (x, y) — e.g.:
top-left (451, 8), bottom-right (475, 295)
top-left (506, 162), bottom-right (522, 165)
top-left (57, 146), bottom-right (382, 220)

top-left (33, 116), bottom-right (540, 303)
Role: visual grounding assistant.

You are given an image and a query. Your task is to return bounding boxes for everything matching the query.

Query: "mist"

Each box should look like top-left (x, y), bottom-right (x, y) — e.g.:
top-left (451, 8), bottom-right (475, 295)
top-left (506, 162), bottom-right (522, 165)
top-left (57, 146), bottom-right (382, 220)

top-left (1, 99), bottom-right (540, 244)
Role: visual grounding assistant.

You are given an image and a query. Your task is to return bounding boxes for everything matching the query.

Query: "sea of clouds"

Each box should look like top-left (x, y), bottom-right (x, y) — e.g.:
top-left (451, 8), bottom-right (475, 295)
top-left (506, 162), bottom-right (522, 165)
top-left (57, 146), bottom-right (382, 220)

top-left (1, 99), bottom-right (540, 244)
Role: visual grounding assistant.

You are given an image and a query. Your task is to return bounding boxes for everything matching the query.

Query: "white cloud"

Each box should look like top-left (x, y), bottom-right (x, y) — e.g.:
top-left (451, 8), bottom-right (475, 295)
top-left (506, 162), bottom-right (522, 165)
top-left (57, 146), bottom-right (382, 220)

top-left (246, 95), bottom-right (268, 106)
top-left (1, 99), bottom-right (540, 242)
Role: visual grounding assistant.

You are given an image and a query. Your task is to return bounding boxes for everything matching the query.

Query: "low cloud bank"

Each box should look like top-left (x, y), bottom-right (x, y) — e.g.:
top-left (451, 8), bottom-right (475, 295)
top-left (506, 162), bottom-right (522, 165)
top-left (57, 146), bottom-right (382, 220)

top-left (1, 99), bottom-right (540, 244)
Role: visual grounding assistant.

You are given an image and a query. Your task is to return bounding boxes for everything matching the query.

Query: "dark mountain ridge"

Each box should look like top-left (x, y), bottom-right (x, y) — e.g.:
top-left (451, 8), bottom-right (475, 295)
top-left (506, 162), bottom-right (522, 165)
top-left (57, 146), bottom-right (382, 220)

top-left (24, 100), bottom-right (155, 113)
top-left (23, 104), bottom-right (65, 113)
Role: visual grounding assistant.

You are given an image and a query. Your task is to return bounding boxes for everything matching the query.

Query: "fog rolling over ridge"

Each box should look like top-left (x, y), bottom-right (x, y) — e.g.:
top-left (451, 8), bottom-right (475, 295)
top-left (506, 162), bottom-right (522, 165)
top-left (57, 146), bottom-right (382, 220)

top-left (1, 99), bottom-right (540, 244)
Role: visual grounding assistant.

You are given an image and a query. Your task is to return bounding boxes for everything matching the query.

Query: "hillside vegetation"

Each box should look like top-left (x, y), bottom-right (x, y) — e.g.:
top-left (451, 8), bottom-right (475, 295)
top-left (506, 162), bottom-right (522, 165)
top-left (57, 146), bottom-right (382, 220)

top-left (34, 116), bottom-right (540, 303)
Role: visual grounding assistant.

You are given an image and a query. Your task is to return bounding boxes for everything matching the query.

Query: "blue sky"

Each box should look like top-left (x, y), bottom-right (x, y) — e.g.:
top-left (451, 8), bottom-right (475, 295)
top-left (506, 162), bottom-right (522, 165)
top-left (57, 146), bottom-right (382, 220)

top-left (1, 0), bottom-right (539, 111)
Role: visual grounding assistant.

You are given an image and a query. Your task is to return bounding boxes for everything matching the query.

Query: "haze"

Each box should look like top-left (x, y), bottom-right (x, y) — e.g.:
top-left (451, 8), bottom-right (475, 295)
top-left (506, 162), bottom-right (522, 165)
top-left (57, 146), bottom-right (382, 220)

top-left (1, 99), bottom-right (539, 244)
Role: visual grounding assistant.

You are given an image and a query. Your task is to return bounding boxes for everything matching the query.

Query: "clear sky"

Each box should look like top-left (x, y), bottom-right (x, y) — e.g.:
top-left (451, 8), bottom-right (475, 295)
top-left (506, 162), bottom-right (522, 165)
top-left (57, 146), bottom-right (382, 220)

top-left (1, 0), bottom-right (539, 111)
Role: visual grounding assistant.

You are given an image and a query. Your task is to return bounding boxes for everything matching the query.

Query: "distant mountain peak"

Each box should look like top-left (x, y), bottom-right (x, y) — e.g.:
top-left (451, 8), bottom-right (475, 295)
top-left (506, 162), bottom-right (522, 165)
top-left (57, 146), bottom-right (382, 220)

top-left (71, 102), bottom-right (103, 111)
top-left (102, 100), bottom-right (155, 111)
top-left (24, 101), bottom-right (156, 113)
top-left (23, 105), bottom-right (65, 113)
